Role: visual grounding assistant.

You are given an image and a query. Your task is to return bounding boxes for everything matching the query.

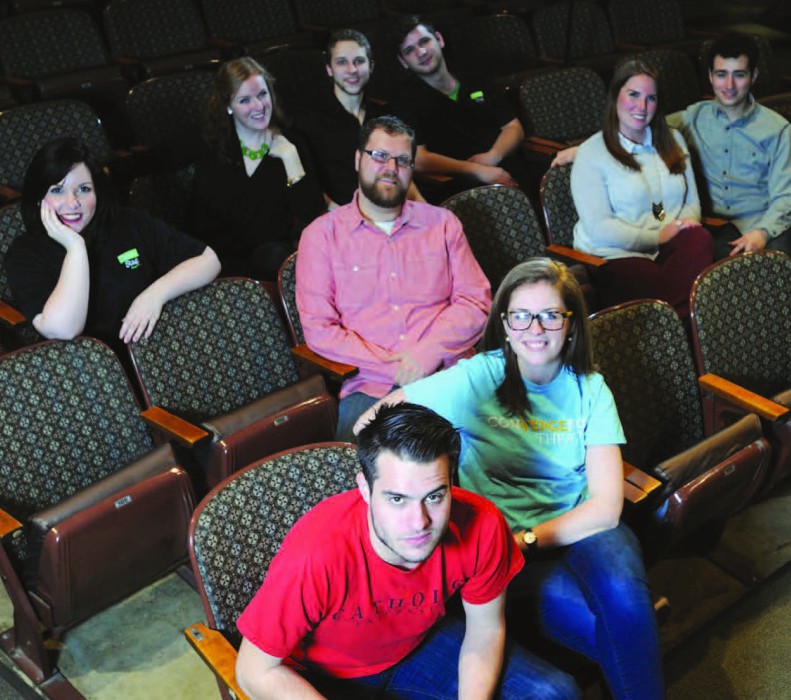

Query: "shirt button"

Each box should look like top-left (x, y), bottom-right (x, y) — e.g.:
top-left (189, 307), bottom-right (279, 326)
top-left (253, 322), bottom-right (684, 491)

top-left (352, 265), bottom-right (359, 272)
top-left (393, 304), bottom-right (399, 311)
top-left (724, 148), bottom-right (729, 153)
top-left (390, 272), bottom-right (396, 279)
top-left (399, 334), bottom-right (405, 340)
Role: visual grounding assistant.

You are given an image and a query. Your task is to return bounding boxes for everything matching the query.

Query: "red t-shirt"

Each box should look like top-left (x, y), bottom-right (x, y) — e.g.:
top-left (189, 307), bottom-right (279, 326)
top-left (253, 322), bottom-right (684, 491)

top-left (236, 487), bottom-right (523, 678)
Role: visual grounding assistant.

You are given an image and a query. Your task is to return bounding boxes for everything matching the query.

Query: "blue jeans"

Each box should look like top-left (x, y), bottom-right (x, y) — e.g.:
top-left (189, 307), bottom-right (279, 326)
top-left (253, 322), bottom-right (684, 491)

top-left (302, 616), bottom-right (581, 699)
top-left (508, 523), bottom-right (664, 700)
top-left (336, 391), bottom-right (381, 443)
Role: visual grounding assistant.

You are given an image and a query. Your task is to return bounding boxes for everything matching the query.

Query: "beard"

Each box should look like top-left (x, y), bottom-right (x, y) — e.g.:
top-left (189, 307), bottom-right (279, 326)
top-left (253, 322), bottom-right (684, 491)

top-left (359, 174), bottom-right (408, 209)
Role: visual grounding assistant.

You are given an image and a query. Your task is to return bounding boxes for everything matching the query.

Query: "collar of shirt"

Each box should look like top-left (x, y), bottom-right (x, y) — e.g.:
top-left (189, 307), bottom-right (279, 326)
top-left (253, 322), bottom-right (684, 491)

top-left (341, 190), bottom-right (417, 236)
top-left (713, 94), bottom-right (757, 126)
top-left (618, 126), bottom-right (654, 154)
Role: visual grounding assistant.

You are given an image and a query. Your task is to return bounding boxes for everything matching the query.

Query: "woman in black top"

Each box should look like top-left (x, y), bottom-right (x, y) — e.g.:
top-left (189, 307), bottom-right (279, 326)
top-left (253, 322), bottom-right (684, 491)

top-left (7, 138), bottom-right (220, 351)
top-left (196, 57), bottom-right (324, 280)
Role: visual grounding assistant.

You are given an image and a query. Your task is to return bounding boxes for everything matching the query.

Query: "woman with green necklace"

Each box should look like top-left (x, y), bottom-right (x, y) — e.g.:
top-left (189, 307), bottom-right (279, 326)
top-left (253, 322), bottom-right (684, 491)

top-left (196, 58), bottom-right (324, 280)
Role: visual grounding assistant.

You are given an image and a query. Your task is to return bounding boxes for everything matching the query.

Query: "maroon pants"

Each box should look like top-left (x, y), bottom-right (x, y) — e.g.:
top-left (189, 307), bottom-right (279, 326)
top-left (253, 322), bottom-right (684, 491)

top-left (594, 226), bottom-right (714, 320)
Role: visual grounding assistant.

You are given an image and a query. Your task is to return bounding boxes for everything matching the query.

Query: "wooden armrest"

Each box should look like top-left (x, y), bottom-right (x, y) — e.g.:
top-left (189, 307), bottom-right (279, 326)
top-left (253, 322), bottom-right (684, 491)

top-left (622, 460), bottom-right (663, 496)
top-left (185, 623), bottom-right (248, 700)
top-left (698, 374), bottom-right (790, 423)
top-left (523, 136), bottom-right (565, 156)
top-left (0, 300), bottom-right (25, 326)
top-left (0, 183), bottom-right (21, 202)
top-left (290, 344), bottom-right (359, 383)
top-left (546, 244), bottom-right (607, 268)
top-left (141, 406), bottom-right (211, 447)
top-left (702, 216), bottom-right (728, 228)
top-left (623, 480), bottom-right (648, 504)
top-left (0, 507), bottom-right (22, 538)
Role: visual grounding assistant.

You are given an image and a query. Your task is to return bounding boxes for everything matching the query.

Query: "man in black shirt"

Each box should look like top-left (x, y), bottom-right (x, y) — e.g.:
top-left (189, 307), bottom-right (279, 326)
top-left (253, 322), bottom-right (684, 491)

top-left (394, 16), bottom-right (527, 199)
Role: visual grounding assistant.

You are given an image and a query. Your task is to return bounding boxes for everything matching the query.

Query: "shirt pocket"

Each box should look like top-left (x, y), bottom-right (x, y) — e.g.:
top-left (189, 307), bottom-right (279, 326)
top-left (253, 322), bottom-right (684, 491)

top-left (733, 140), bottom-right (769, 183)
top-left (400, 252), bottom-right (451, 304)
top-left (332, 259), bottom-right (379, 311)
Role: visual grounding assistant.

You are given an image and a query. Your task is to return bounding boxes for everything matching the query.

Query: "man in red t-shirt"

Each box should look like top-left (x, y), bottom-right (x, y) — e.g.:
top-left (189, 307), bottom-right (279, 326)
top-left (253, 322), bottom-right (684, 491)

top-left (236, 404), bottom-right (579, 699)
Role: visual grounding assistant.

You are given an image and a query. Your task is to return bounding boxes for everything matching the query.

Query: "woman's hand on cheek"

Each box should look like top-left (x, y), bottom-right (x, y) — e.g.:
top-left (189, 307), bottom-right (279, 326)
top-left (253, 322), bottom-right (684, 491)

top-left (40, 202), bottom-right (84, 251)
top-left (120, 288), bottom-right (164, 344)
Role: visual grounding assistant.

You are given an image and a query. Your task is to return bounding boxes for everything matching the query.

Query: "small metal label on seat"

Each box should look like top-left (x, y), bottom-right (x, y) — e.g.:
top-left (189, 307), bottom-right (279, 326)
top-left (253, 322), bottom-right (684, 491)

top-left (114, 495), bottom-right (133, 508)
top-left (274, 415), bottom-right (289, 426)
top-left (724, 464), bottom-right (736, 476)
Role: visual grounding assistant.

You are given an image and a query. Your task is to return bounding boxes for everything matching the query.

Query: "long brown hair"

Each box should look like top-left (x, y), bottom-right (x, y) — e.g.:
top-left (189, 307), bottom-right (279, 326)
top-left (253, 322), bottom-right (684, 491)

top-left (483, 259), bottom-right (594, 418)
top-left (202, 57), bottom-right (284, 164)
top-left (603, 59), bottom-right (686, 175)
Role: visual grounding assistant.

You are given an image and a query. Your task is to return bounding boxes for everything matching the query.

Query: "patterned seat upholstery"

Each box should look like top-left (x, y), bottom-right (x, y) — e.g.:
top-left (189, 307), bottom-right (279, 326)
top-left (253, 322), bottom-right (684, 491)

top-left (590, 300), bottom-right (771, 545)
top-left (0, 203), bottom-right (40, 350)
top-left (103, 0), bottom-right (221, 81)
top-left (532, 0), bottom-right (615, 61)
top-left (691, 251), bottom-right (791, 492)
top-left (448, 14), bottom-right (540, 89)
top-left (0, 100), bottom-right (114, 194)
top-left (129, 278), bottom-right (337, 491)
top-left (540, 163), bottom-right (577, 248)
top-left (128, 164), bottom-right (197, 235)
top-left (608, 0), bottom-right (688, 47)
top-left (260, 48), bottom-right (333, 122)
top-left (190, 443), bottom-right (358, 648)
top-left (125, 70), bottom-right (215, 168)
top-left (0, 9), bottom-right (128, 141)
top-left (519, 66), bottom-right (606, 143)
top-left (198, 0), bottom-right (310, 54)
top-left (0, 337), bottom-right (194, 683)
top-left (441, 184), bottom-right (545, 291)
top-left (291, 0), bottom-right (382, 27)
top-left (277, 251), bottom-right (303, 346)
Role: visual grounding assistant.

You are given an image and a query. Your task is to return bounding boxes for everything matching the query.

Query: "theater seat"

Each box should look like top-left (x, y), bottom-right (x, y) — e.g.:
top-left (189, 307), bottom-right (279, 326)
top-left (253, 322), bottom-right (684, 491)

top-left (0, 338), bottom-right (194, 689)
top-left (691, 251), bottom-right (791, 494)
top-left (128, 277), bottom-right (340, 493)
top-left (590, 300), bottom-right (772, 552)
top-left (441, 183), bottom-right (601, 305)
top-left (185, 443), bottom-right (359, 700)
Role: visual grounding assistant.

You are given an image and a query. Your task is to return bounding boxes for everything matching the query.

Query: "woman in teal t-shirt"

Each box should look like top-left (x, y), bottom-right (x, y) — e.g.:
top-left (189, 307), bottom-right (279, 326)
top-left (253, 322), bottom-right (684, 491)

top-left (355, 259), bottom-right (663, 700)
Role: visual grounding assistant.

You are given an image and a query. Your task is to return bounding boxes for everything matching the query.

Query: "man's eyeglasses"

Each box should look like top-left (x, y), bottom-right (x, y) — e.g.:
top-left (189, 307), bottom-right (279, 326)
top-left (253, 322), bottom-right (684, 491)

top-left (363, 149), bottom-right (414, 169)
top-left (503, 310), bottom-right (572, 332)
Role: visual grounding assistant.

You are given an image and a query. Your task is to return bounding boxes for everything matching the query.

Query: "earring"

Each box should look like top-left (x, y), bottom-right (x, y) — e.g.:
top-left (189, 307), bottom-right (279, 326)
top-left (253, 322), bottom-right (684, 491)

top-left (226, 107), bottom-right (233, 115)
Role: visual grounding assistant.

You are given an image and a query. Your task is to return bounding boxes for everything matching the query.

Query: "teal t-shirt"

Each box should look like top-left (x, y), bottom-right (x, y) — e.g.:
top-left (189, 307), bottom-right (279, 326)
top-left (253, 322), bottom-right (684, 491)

top-left (404, 350), bottom-right (625, 531)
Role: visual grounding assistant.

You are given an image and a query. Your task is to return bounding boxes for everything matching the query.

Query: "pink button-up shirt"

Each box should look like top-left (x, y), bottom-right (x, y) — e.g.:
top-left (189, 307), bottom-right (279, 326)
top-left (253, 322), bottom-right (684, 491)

top-left (296, 194), bottom-right (491, 399)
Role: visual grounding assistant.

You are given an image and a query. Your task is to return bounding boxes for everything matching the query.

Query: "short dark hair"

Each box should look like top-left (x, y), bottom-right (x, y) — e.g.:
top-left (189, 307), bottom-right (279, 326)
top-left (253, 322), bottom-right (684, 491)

top-left (708, 32), bottom-right (759, 73)
top-left (21, 137), bottom-right (115, 240)
top-left (326, 28), bottom-right (373, 63)
top-left (483, 258), bottom-right (594, 417)
top-left (357, 403), bottom-right (460, 488)
top-left (358, 115), bottom-right (416, 157)
top-left (392, 14), bottom-right (438, 56)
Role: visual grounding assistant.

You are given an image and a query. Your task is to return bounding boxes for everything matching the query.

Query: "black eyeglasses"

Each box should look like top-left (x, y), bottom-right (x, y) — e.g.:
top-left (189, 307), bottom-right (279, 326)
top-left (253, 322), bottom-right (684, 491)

top-left (363, 149), bottom-right (414, 169)
top-left (503, 310), bottom-right (572, 332)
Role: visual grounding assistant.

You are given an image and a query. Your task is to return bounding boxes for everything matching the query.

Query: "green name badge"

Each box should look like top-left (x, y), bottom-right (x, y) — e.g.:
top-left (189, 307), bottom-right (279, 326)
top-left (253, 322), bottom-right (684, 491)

top-left (117, 248), bottom-right (141, 269)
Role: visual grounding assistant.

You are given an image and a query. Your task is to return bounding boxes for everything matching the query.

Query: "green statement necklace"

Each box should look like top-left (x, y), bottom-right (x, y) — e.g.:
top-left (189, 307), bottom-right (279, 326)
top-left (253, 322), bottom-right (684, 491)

top-left (240, 139), bottom-right (270, 160)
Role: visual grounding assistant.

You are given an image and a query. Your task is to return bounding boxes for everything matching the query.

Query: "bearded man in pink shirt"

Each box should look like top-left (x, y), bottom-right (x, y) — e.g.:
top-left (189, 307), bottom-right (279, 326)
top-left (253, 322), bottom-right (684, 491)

top-left (297, 115), bottom-right (491, 442)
